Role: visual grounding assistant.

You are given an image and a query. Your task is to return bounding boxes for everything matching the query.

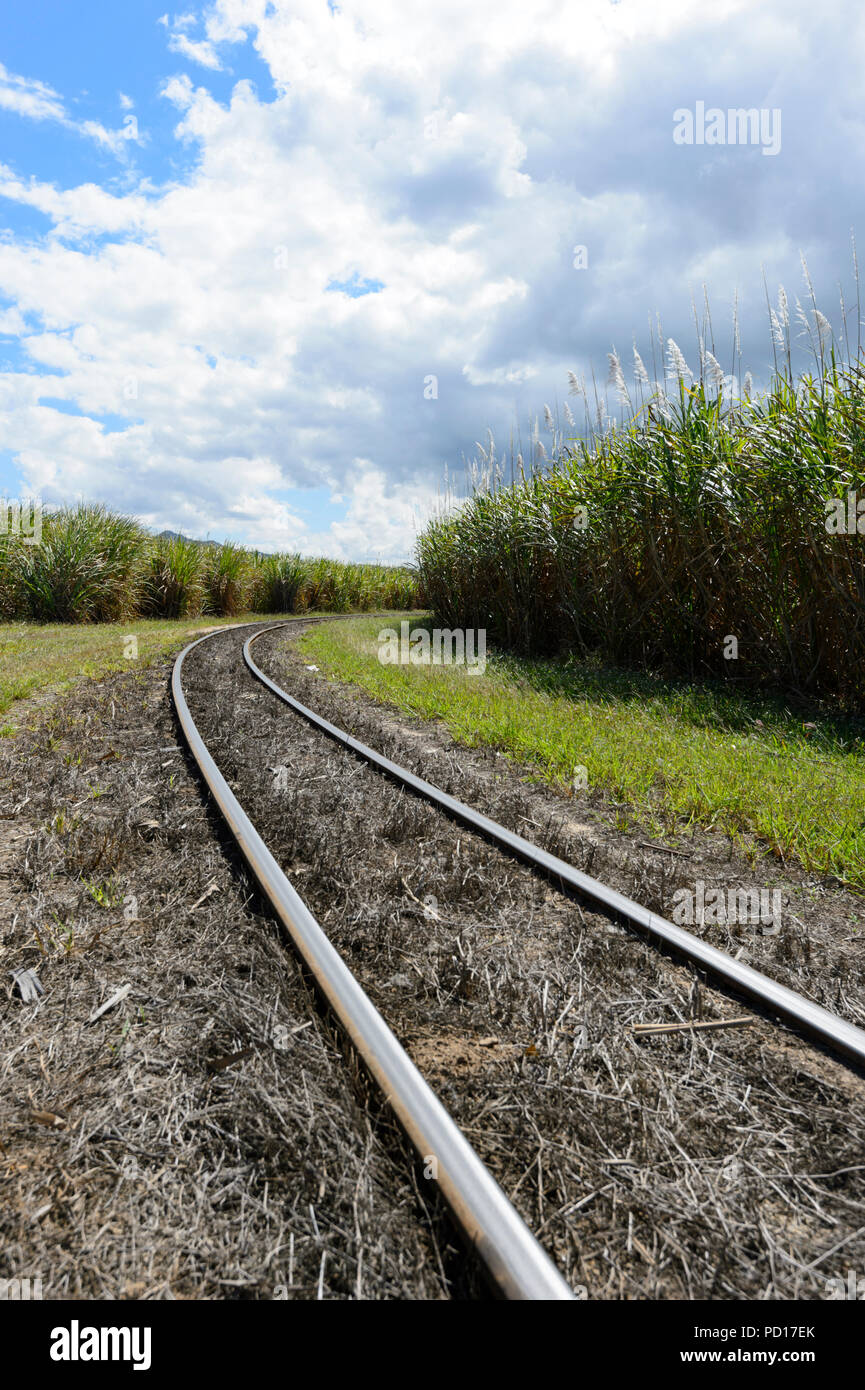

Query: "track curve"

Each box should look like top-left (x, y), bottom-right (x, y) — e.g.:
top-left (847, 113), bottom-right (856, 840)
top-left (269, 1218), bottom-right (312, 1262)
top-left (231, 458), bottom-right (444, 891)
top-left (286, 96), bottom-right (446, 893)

top-left (172, 620), bottom-right (575, 1302)
top-left (243, 623), bottom-right (865, 1073)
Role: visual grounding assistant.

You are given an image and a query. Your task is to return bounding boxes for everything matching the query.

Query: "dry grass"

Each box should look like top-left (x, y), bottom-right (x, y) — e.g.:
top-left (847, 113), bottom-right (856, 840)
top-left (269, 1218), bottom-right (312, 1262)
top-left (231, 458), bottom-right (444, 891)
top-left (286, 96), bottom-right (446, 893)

top-left (4, 620), bottom-right (863, 1301)
top-left (202, 624), bottom-right (865, 1300)
top-left (0, 638), bottom-right (479, 1300)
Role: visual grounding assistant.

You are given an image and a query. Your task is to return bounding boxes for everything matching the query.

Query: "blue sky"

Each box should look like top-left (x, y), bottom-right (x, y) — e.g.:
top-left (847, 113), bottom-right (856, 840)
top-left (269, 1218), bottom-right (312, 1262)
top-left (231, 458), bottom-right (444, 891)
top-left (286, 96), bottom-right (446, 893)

top-left (0, 2), bottom-right (273, 198)
top-left (0, 1), bottom-right (863, 559)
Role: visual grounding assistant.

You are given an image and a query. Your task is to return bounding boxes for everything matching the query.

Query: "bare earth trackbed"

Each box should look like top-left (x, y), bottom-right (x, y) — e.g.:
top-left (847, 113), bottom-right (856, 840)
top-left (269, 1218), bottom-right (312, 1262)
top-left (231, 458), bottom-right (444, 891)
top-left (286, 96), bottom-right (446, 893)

top-left (1, 618), bottom-right (864, 1300)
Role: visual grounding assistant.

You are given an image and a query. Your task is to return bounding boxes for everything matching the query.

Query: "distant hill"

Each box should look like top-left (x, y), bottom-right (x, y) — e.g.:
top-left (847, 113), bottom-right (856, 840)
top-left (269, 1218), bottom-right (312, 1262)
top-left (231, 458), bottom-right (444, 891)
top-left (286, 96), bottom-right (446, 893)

top-left (156, 530), bottom-right (220, 547)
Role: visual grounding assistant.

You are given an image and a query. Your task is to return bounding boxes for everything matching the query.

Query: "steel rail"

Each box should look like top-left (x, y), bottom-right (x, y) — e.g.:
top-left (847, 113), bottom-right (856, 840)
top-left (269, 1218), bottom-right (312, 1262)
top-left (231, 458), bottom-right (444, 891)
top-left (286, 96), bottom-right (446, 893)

top-left (172, 622), bottom-right (574, 1302)
top-left (244, 625), bottom-right (865, 1071)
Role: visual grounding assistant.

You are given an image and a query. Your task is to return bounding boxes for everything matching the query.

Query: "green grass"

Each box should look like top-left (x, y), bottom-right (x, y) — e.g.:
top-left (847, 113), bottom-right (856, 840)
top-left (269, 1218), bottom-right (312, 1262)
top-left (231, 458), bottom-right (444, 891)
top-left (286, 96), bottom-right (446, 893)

top-left (0, 609), bottom-right (420, 734)
top-left (297, 615), bottom-right (865, 895)
top-left (0, 615), bottom-right (266, 730)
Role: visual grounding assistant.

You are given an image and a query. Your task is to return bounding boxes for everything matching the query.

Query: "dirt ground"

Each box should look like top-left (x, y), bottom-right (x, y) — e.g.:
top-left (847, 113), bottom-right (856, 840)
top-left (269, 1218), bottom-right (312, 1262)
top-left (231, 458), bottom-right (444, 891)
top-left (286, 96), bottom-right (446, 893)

top-left (0, 622), bottom-right (480, 1301)
top-left (2, 618), bottom-right (864, 1300)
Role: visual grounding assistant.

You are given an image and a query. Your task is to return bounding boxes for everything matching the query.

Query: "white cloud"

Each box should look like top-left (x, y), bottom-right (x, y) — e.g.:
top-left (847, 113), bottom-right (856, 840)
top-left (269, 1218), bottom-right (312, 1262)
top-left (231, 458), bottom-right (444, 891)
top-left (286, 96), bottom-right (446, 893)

top-left (0, 164), bottom-right (150, 239)
top-left (304, 463), bottom-right (441, 562)
top-left (0, 61), bottom-right (139, 152)
top-left (0, 64), bottom-right (67, 124)
top-left (0, 306), bottom-right (28, 335)
top-left (168, 34), bottom-right (225, 71)
top-left (161, 7), bottom-right (240, 71)
top-left (159, 12), bottom-right (198, 31)
top-left (0, 0), bottom-right (860, 561)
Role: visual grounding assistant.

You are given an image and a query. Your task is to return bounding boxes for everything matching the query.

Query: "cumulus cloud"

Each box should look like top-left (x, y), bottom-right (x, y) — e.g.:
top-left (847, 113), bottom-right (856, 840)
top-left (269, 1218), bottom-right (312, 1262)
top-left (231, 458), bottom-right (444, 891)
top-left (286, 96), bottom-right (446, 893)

top-left (0, 0), bottom-right (861, 560)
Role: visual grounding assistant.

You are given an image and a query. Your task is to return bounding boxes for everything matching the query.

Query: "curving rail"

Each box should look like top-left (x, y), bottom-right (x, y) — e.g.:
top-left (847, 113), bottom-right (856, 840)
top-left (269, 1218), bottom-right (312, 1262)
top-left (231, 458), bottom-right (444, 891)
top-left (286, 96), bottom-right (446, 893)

top-left (244, 624), bottom-right (865, 1072)
top-left (172, 621), bottom-right (575, 1302)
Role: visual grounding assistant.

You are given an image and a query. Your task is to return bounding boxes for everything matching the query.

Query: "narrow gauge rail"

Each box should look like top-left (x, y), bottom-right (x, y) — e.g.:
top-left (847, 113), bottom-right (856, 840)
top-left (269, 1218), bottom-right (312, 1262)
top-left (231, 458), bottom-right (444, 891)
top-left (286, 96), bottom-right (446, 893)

top-left (172, 621), bottom-right (575, 1302)
top-left (243, 624), bottom-right (865, 1074)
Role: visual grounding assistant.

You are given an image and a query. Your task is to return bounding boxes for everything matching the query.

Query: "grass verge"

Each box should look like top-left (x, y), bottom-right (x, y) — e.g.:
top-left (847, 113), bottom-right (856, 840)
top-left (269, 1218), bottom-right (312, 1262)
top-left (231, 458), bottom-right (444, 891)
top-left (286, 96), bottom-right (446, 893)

top-left (0, 614), bottom-right (267, 731)
top-left (297, 615), bottom-right (865, 895)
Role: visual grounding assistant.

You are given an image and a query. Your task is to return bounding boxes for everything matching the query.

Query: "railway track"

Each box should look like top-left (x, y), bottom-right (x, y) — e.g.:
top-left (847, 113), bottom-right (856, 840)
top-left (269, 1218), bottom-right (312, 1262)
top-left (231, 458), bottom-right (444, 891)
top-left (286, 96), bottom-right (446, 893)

top-left (173, 619), bottom-right (573, 1301)
top-left (243, 627), bottom-right (865, 1072)
top-left (173, 618), bottom-right (865, 1301)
